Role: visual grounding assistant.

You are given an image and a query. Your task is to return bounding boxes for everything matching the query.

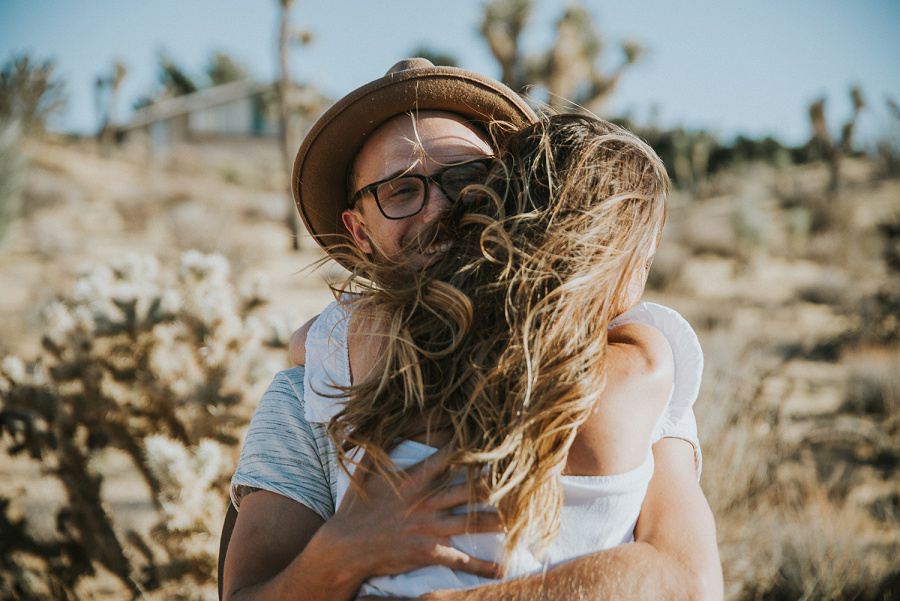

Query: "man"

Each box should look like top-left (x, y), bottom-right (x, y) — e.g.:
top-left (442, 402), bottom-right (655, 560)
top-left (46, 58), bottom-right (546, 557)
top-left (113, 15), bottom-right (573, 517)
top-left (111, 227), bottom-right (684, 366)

top-left (221, 59), bottom-right (722, 601)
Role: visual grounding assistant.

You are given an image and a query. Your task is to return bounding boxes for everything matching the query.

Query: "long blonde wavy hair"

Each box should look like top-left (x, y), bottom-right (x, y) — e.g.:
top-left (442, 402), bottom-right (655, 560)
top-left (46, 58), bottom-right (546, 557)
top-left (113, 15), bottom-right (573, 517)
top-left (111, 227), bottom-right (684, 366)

top-left (328, 113), bottom-right (669, 559)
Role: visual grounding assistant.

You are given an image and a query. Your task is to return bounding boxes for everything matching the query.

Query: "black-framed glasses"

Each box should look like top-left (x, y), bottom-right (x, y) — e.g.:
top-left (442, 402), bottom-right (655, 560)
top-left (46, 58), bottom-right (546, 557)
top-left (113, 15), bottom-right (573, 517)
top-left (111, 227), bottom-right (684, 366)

top-left (349, 157), bottom-right (494, 220)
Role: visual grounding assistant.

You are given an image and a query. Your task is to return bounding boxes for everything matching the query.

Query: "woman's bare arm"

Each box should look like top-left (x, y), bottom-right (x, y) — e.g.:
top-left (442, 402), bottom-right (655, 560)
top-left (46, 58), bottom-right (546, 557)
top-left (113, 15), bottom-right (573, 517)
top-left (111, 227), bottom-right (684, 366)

top-left (412, 438), bottom-right (723, 601)
top-left (566, 322), bottom-right (674, 475)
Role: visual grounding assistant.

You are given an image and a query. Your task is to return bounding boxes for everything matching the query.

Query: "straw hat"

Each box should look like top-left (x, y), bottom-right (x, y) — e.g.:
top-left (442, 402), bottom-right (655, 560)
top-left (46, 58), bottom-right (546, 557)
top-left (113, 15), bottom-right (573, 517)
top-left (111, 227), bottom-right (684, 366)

top-left (292, 58), bottom-right (537, 263)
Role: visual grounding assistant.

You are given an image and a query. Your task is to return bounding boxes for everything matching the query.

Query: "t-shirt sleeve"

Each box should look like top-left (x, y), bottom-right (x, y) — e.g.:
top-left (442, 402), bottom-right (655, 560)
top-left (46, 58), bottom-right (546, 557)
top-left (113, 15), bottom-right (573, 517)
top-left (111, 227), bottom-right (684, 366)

top-left (230, 367), bottom-right (335, 521)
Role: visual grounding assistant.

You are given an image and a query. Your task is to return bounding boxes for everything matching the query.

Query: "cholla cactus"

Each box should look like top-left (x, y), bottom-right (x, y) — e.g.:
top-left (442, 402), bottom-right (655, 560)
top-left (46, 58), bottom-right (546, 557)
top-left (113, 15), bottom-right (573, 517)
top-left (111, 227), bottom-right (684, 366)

top-left (0, 251), bottom-right (283, 598)
top-left (145, 435), bottom-right (230, 583)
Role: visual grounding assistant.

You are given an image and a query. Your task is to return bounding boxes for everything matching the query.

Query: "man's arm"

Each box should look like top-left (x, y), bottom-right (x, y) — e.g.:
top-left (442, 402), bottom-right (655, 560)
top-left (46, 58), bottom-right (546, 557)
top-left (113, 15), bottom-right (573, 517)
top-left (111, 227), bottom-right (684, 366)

top-left (417, 438), bottom-right (723, 601)
top-left (223, 450), bottom-right (504, 601)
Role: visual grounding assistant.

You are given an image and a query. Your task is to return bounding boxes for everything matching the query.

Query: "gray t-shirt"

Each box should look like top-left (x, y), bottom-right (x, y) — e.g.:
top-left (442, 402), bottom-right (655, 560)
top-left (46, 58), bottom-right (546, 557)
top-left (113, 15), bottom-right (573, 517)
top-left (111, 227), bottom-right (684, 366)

top-left (230, 367), bottom-right (338, 520)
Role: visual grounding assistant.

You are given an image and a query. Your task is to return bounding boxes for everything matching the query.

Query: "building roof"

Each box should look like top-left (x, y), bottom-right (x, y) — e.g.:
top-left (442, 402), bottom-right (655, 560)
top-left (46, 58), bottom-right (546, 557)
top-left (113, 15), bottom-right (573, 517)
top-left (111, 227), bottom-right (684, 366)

top-left (124, 79), bottom-right (273, 130)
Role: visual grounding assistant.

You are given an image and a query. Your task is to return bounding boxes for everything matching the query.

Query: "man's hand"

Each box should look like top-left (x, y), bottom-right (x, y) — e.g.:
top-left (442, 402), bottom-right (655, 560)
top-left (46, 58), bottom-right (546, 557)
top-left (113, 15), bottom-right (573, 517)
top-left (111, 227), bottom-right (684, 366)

top-left (323, 448), bottom-right (503, 580)
top-left (224, 448), bottom-right (502, 601)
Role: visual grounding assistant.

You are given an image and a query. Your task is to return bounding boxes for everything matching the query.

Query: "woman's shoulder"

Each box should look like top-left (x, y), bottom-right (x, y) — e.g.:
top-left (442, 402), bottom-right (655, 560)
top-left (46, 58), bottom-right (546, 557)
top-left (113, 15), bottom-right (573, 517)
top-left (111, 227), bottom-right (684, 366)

top-left (611, 301), bottom-right (703, 407)
top-left (607, 321), bottom-right (674, 376)
top-left (567, 321), bottom-right (674, 476)
top-left (290, 299), bottom-right (354, 367)
top-left (605, 322), bottom-right (675, 425)
top-left (615, 303), bottom-right (704, 474)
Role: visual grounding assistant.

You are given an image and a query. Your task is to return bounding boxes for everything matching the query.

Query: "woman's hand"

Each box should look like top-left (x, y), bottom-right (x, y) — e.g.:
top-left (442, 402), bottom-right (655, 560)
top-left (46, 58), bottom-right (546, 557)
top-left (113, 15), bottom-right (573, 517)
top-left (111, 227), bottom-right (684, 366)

top-left (322, 447), bottom-right (504, 581)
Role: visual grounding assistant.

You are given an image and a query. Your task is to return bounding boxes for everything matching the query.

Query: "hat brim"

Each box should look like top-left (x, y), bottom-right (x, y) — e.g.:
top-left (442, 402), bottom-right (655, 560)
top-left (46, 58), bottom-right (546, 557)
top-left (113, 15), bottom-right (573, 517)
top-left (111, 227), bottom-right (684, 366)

top-left (292, 65), bottom-right (537, 266)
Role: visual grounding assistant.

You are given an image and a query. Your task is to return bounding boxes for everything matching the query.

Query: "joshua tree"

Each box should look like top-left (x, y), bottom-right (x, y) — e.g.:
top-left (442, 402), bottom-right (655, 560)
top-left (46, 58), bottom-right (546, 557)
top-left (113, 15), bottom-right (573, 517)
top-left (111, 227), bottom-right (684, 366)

top-left (207, 51), bottom-right (250, 86)
top-left (809, 86), bottom-right (865, 193)
top-left (542, 5), bottom-right (643, 114)
top-left (94, 60), bottom-right (127, 145)
top-left (158, 53), bottom-right (198, 98)
top-left (877, 96), bottom-right (900, 175)
top-left (277, 0), bottom-right (314, 250)
top-left (480, 0), bottom-right (533, 93)
top-left (480, 0), bottom-right (642, 115)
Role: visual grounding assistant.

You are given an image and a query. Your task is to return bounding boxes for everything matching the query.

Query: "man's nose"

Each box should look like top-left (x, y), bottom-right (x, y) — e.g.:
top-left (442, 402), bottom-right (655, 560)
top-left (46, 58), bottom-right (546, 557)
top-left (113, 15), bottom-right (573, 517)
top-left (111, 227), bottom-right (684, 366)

top-left (421, 183), bottom-right (451, 223)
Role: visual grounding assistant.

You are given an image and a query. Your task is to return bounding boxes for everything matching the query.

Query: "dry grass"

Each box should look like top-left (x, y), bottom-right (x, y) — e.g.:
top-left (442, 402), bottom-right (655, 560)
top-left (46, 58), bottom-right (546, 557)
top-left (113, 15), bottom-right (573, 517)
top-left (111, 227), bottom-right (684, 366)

top-left (842, 346), bottom-right (900, 419)
top-left (2, 136), bottom-right (899, 599)
top-left (654, 155), bottom-right (900, 600)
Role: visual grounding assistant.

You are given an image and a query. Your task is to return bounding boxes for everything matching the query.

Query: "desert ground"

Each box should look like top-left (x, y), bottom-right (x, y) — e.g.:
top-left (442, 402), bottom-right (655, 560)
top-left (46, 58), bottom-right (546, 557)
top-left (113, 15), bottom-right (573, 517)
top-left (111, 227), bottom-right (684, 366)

top-left (1, 133), bottom-right (898, 599)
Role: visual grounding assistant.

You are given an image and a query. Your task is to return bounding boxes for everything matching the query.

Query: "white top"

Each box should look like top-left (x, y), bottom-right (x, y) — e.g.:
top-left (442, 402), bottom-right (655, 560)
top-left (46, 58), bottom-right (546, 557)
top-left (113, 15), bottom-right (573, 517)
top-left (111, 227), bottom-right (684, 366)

top-left (304, 300), bottom-right (703, 468)
top-left (296, 300), bottom-right (703, 596)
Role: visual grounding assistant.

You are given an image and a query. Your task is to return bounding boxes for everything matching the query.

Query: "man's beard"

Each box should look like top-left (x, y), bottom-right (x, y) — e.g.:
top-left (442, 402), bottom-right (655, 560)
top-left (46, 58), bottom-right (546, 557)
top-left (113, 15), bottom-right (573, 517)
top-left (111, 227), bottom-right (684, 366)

top-left (369, 217), bottom-right (455, 270)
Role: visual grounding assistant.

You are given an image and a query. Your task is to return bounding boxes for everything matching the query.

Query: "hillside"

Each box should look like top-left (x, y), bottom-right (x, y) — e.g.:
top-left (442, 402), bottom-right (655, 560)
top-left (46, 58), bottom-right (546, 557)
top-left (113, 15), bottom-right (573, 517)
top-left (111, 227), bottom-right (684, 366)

top-left (1, 134), bottom-right (898, 599)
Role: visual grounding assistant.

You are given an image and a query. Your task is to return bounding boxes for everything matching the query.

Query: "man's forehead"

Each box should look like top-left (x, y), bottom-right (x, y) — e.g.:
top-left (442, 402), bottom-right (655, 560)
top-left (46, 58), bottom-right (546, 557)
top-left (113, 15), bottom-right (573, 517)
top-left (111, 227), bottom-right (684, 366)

top-left (351, 111), bottom-right (493, 187)
top-left (366, 111), bottom-right (491, 157)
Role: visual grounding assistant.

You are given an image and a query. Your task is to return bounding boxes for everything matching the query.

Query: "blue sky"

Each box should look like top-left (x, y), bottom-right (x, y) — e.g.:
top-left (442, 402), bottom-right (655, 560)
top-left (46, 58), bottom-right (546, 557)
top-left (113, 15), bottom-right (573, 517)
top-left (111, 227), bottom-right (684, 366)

top-left (1, 0), bottom-right (898, 145)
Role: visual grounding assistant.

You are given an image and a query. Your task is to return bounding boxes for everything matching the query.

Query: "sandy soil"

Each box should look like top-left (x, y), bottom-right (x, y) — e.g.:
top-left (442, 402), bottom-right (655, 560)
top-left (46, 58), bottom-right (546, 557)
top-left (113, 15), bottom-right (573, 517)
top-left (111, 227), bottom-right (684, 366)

top-left (1, 135), bottom-right (898, 599)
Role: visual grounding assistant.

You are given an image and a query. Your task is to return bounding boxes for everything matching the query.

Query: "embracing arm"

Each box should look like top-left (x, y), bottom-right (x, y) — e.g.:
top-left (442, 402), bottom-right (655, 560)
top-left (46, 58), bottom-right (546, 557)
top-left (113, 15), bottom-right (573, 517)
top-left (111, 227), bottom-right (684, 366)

top-left (224, 455), bottom-right (503, 601)
top-left (419, 437), bottom-right (723, 601)
top-left (223, 491), bottom-right (344, 601)
top-left (288, 316), bottom-right (317, 366)
top-left (223, 368), bottom-right (503, 601)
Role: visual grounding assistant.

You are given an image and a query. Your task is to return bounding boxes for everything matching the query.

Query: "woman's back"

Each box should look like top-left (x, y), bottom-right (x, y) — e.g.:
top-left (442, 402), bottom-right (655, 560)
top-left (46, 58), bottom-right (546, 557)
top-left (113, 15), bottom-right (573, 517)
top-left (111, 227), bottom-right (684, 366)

top-left (298, 297), bottom-right (703, 597)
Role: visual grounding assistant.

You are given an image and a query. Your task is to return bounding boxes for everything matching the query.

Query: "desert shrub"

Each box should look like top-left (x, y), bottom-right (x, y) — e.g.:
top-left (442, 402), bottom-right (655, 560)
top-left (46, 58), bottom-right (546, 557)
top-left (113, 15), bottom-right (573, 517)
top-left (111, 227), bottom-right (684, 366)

top-left (854, 289), bottom-right (900, 346)
top-left (784, 207), bottom-right (813, 253)
top-left (795, 279), bottom-right (849, 306)
top-left (0, 54), bottom-right (66, 134)
top-left (732, 199), bottom-right (769, 252)
top-left (0, 120), bottom-right (25, 249)
top-left (744, 489), bottom-right (899, 601)
top-left (879, 212), bottom-right (900, 273)
top-left (842, 347), bottom-right (900, 419)
top-left (875, 97), bottom-right (900, 177)
top-left (624, 125), bottom-right (716, 190)
top-left (0, 251), bottom-right (284, 599)
top-left (697, 344), bottom-right (782, 518)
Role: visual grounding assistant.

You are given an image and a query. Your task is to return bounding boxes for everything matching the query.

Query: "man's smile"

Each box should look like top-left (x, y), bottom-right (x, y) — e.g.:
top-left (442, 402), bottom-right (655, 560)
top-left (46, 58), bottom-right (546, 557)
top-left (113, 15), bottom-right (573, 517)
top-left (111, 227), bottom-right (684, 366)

top-left (423, 239), bottom-right (452, 256)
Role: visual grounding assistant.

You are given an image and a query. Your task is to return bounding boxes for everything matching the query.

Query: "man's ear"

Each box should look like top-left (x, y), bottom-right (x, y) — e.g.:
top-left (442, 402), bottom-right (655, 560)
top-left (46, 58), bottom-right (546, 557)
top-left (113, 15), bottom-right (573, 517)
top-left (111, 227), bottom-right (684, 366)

top-left (341, 209), bottom-right (373, 254)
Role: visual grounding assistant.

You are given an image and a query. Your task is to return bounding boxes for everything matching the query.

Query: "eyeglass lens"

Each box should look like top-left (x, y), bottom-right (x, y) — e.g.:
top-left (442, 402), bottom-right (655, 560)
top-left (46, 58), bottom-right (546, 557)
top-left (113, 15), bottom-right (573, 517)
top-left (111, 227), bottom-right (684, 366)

top-left (375, 161), bottom-right (490, 219)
